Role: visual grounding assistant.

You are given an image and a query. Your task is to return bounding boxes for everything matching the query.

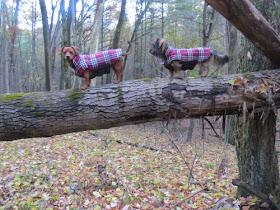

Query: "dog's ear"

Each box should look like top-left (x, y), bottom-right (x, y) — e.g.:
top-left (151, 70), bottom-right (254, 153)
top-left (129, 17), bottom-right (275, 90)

top-left (158, 38), bottom-right (166, 53)
top-left (71, 46), bottom-right (80, 56)
top-left (58, 47), bottom-right (64, 54)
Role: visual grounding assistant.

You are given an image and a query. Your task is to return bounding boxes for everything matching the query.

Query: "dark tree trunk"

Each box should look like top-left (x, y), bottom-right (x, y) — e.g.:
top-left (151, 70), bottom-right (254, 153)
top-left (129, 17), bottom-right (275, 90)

top-left (236, 111), bottom-right (279, 196)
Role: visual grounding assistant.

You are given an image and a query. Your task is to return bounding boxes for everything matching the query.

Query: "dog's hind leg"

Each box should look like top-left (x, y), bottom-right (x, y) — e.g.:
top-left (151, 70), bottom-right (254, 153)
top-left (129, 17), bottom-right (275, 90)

top-left (81, 69), bottom-right (91, 89)
top-left (112, 57), bottom-right (124, 84)
top-left (198, 61), bottom-right (210, 77)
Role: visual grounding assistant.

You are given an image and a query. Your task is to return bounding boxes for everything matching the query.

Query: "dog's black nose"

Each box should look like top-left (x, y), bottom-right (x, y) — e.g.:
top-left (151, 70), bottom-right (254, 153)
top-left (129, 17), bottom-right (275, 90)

top-left (66, 55), bottom-right (70, 60)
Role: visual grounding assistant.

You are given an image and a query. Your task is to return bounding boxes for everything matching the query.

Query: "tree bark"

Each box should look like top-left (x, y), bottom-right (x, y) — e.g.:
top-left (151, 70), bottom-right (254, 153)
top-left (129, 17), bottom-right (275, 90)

top-left (1, 69), bottom-right (280, 141)
top-left (205, 0), bottom-right (280, 67)
top-left (236, 111), bottom-right (279, 196)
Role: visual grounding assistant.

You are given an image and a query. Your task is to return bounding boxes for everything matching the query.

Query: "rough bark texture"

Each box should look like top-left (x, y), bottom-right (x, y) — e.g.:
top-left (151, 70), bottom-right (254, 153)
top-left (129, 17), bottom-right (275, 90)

top-left (1, 69), bottom-right (280, 141)
top-left (236, 111), bottom-right (279, 196)
top-left (205, 0), bottom-right (280, 66)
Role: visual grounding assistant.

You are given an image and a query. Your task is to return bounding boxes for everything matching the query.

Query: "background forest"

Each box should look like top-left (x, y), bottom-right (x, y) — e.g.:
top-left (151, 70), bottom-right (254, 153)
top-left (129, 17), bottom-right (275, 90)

top-left (0, 0), bottom-right (228, 93)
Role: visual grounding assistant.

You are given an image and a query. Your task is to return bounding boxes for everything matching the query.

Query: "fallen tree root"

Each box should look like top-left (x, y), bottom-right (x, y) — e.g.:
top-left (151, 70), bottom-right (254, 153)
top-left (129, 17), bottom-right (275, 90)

top-left (232, 179), bottom-right (280, 210)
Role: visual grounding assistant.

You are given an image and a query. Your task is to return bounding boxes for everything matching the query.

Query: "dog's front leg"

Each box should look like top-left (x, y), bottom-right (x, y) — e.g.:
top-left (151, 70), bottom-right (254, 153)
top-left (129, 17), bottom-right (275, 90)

top-left (81, 69), bottom-right (91, 89)
top-left (168, 69), bottom-right (174, 78)
top-left (172, 61), bottom-right (182, 78)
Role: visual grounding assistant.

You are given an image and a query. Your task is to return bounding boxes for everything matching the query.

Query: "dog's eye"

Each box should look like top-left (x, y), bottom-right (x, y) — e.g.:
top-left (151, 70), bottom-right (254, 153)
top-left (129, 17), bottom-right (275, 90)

top-left (70, 52), bottom-right (74, 54)
top-left (63, 52), bottom-right (66, 54)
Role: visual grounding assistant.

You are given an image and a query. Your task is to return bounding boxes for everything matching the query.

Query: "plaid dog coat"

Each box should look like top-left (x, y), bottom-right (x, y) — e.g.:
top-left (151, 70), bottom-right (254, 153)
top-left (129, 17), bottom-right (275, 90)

top-left (164, 46), bottom-right (211, 70)
top-left (72, 49), bottom-right (122, 78)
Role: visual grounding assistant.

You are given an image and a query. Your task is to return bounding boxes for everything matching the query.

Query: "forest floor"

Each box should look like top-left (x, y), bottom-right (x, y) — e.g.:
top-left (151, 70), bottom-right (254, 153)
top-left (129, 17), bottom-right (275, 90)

top-left (0, 121), bottom-right (265, 209)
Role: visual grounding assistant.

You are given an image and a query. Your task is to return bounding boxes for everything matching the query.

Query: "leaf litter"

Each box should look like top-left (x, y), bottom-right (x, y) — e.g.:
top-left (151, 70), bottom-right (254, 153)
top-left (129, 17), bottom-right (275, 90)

top-left (0, 122), bottom-right (241, 209)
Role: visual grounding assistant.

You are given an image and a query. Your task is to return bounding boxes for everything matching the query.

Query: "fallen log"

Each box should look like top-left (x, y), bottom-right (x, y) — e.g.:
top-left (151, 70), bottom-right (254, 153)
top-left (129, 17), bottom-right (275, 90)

top-left (1, 69), bottom-right (280, 141)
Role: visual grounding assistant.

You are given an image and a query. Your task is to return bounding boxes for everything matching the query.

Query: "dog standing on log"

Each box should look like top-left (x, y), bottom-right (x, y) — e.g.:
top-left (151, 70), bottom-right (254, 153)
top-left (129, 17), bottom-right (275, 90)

top-left (149, 38), bottom-right (229, 78)
top-left (58, 42), bottom-right (132, 89)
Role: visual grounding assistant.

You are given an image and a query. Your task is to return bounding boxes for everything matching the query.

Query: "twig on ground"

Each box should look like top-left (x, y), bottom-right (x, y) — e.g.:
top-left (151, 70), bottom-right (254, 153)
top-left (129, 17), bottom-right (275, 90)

top-left (114, 139), bottom-right (173, 154)
top-left (169, 187), bottom-right (208, 209)
top-left (162, 126), bottom-right (192, 174)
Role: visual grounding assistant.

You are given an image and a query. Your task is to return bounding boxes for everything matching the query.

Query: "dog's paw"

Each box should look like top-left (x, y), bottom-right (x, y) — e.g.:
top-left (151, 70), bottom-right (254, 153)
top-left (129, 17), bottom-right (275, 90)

top-left (81, 85), bottom-right (88, 90)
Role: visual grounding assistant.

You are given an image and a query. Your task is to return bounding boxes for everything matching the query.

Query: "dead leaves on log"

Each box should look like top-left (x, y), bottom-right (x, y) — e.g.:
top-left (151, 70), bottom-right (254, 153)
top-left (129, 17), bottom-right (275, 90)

top-left (229, 74), bottom-right (280, 118)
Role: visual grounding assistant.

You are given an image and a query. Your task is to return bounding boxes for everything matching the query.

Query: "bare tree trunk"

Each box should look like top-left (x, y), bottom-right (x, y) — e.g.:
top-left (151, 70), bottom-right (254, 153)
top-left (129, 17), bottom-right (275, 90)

top-left (1, 1), bottom-right (9, 93)
top-left (90, 0), bottom-right (104, 53)
top-left (225, 21), bottom-right (238, 145)
top-left (59, 0), bottom-right (72, 90)
top-left (31, 0), bottom-right (39, 92)
top-left (39, 0), bottom-right (51, 91)
top-left (202, 1), bottom-right (215, 47)
top-left (9, 0), bottom-right (20, 93)
top-left (106, 0), bottom-right (127, 84)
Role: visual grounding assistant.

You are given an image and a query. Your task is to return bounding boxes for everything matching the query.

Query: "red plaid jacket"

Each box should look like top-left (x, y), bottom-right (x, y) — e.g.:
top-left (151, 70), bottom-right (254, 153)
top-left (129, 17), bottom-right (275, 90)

top-left (73, 49), bottom-right (122, 77)
top-left (164, 46), bottom-right (211, 70)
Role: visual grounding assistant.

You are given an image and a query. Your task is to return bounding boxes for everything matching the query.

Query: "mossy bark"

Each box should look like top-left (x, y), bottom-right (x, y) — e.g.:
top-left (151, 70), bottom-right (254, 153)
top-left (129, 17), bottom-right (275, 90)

top-left (236, 111), bottom-right (279, 196)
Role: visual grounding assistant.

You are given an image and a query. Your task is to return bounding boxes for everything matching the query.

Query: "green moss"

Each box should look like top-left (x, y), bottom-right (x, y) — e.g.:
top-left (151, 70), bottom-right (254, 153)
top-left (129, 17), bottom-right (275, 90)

top-left (242, 72), bottom-right (254, 80)
top-left (17, 99), bottom-right (36, 110)
top-left (0, 93), bottom-right (26, 102)
top-left (144, 78), bottom-right (152, 82)
top-left (42, 100), bottom-right (51, 105)
top-left (32, 111), bottom-right (44, 117)
top-left (68, 91), bottom-right (84, 101)
top-left (117, 89), bottom-right (124, 95)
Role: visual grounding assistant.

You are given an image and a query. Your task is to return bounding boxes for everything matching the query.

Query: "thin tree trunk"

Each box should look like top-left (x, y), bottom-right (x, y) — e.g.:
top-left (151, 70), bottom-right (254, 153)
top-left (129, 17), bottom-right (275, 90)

top-left (225, 21), bottom-right (238, 145)
top-left (106, 0), bottom-right (127, 84)
top-left (10, 0), bottom-right (20, 93)
top-left (59, 0), bottom-right (71, 90)
top-left (39, 0), bottom-right (51, 91)
top-left (2, 1), bottom-right (9, 93)
top-left (90, 0), bottom-right (104, 53)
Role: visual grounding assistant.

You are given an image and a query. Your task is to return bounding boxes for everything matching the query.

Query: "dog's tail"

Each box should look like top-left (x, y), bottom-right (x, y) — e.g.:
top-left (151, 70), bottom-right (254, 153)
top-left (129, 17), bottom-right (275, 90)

top-left (122, 41), bottom-right (132, 56)
top-left (212, 53), bottom-right (229, 67)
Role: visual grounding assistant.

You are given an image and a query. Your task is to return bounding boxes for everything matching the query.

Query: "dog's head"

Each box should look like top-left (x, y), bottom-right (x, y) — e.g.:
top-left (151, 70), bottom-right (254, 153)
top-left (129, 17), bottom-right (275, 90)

top-left (149, 38), bottom-right (168, 59)
top-left (58, 46), bottom-right (80, 61)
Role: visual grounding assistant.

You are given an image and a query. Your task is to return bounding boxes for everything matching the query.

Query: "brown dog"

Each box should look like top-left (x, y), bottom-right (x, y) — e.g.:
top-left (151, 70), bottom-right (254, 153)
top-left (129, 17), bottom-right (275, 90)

top-left (58, 42), bottom-right (131, 89)
top-left (149, 38), bottom-right (229, 78)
